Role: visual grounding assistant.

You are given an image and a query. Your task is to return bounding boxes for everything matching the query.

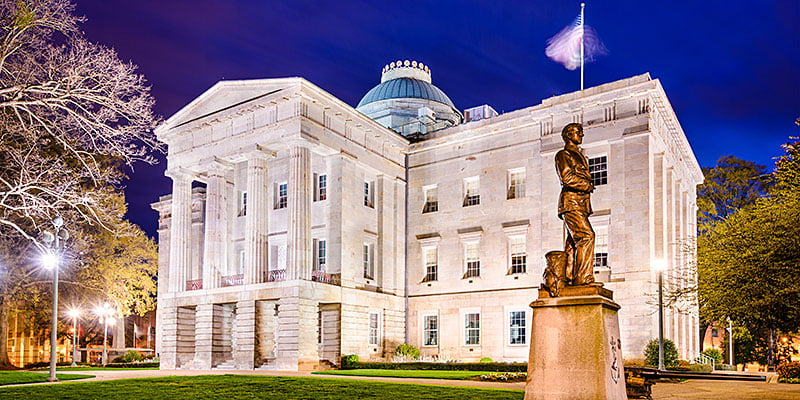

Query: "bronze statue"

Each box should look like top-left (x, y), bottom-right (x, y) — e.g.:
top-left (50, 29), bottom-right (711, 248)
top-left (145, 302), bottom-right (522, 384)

top-left (542, 123), bottom-right (595, 297)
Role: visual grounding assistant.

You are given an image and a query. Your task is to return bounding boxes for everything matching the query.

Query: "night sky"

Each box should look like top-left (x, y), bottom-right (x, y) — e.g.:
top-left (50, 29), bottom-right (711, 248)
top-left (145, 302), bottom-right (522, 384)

top-left (72, 0), bottom-right (799, 238)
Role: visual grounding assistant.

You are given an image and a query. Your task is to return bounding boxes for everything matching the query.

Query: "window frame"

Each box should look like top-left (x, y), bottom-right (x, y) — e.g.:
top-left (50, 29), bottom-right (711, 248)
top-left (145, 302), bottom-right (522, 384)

top-left (507, 168), bottom-right (526, 199)
top-left (239, 190), bottom-right (248, 216)
top-left (314, 239), bottom-right (326, 272)
top-left (509, 235), bottom-right (527, 274)
top-left (363, 243), bottom-right (374, 280)
top-left (464, 241), bottom-right (480, 278)
top-left (463, 311), bottom-right (480, 346)
top-left (368, 312), bottom-right (380, 346)
top-left (463, 177), bottom-right (480, 207)
top-left (589, 156), bottom-right (608, 187)
top-left (364, 180), bottom-right (374, 208)
top-left (422, 184), bottom-right (438, 213)
top-left (315, 174), bottom-right (327, 201)
top-left (275, 182), bottom-right (288, 209)
top-left (422, 314), bottom-right (439, 347)
top-left (422, 246), bottom-right (438, 282)
top-left (508, 310), bottom-right (527, 346)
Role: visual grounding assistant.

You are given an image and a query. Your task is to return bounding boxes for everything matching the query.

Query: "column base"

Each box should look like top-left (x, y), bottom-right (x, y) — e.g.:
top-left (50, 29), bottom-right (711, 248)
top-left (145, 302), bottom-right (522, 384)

top-left (525, 284), bottom-right (628, 400)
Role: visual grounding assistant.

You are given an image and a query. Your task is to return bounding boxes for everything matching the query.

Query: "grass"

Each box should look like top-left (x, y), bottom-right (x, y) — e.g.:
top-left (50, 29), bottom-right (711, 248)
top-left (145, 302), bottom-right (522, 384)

top-left (313, 369), bottom-right (498, 380)
top-left (52, 367), bottom-right (159, 371)
top-left (0, 374), bottom-right (525, 399)
top-left (0, 371), bottom-right (94, 386)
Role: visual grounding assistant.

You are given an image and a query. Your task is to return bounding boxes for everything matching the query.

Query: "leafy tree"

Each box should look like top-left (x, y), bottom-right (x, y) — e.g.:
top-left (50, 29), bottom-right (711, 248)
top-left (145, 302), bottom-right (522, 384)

top-left (696, 155), bottom-right (769, 232)
top-left (700, 348), bottom-right (723, 365)
top-left (698, 138), bottom-right (800, 369)
top-left (644, 338), bottom-right (679, 368)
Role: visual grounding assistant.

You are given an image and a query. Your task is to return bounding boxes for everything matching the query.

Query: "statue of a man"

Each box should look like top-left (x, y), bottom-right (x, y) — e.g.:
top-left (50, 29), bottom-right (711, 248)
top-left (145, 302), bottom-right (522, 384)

top-left (555, 122), bottom-right (595, 286)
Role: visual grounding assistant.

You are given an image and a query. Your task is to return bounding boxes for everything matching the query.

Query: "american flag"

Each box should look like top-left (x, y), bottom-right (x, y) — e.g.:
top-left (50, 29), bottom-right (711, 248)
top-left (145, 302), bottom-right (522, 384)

top-left (545, 12), bottom-right (607, 71)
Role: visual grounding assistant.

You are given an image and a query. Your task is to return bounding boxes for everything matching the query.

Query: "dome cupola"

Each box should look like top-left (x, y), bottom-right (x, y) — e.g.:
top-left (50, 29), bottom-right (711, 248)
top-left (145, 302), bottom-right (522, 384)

top-left (356, 60), bottom-right (462, 138)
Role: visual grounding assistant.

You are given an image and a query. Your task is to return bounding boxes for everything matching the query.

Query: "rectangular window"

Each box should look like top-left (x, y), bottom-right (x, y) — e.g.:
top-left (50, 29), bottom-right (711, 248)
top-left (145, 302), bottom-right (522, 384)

top-left (369, 312), bottom-right (379, 345)
top-left (465, 313), bottom-right (480, 345)
top-left (463, 177), bottom-right (480, 206)
top-left (276, 183), bottom-right (288, 209)
top-left (465, 242), bottom-right (480, 278)
top-left (507, 169), bottom-right (525, 199)
top-left (314, 239), bottom-right (326, 271)
top-left (509, 311), bottom-right (526, 345)
top-left (711, 328), bottom-right (718, 338)
top-left (238, 250), bottom-right (246, 274)
top-left (422, 185), bottom-right (438, 213)
top-left (364, 181), bottom-right (374, 208)
top-left (316, 174), bottom-right (327, 201)
top-left (423, 247), bottom-right (438, 282)
top-left (594, 230), bottom-right (609, 268)
top-left (510, 236), bottom-right (527, 274)
top-left (363, 243), bottom-right (374, 280)
top-left (589, 156), bottom-right (608, 186)
top-left (239, 191), bottom-right (247, 216)
top-left (423, 315), bottom-right (438, 346)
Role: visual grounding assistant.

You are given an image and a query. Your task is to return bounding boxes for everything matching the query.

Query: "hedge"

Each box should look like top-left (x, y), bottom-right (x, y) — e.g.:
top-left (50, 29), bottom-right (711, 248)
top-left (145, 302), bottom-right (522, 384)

top-left (341, 361), bottom-right (526, 372)
top-left (104, 362), bottom-right (160, 368)
top-left (667, 363), bottom-right (712, 373)
top-left (777, 361), bottom-right (800, 383)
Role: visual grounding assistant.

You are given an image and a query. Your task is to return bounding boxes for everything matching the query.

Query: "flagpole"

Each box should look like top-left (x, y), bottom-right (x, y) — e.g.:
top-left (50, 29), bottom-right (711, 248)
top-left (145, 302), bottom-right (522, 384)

top-left (580, 2), bottom-right (585, 91)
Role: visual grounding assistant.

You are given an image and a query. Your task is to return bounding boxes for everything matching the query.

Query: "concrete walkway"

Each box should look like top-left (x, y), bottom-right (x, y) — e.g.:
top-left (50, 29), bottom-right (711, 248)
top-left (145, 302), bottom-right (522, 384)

top-left (8, 369), bottom-right (800, 399)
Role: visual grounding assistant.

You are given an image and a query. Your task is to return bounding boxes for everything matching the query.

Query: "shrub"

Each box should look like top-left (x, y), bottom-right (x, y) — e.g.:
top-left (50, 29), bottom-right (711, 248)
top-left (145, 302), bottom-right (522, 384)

top-left (668, 363), bottom-right (712, 373)
top-left (714, 363), bottom-right (736, 371)
top-left (777, 361), bottom-right (800, 383)
top-left (701, 348), bottom-right (724, 365)
top-left (105, 362), bottom-right (160, 368)
top-left (478, 372), bottom-right (526, 382)
top-left (340, 361), bottom-right (527, 372)
top-left (643, 338), bottom-right (679, 368)
top-left (479, 357), bottom-right (493, 363)
top-left (394, 344), bottom-right (420, 360)
top-left (340, 354), bottom-right (360, 369)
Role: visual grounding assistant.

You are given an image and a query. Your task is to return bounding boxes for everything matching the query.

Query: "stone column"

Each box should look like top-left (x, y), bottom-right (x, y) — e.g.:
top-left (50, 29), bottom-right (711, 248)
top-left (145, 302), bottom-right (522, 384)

top-left (159, 304), bottom-right (179, 369)
top-left (245, 153), bottom-right (270, 284)
top-left (287, 142), bottom-right (312, 280)
top-left (167, 171), bottom-right (192, 293)
top-left (193, 304), bottom-right (214, 369)
top-left (234, 300), bottom-right (256, 369)
top-left (203, 163), bottom-right (231, 289)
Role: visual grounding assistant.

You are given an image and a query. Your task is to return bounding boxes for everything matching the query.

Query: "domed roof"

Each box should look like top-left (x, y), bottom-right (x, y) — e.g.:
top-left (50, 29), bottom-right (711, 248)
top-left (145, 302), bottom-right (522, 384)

top-left (357, 77), bottom-right (456, 109)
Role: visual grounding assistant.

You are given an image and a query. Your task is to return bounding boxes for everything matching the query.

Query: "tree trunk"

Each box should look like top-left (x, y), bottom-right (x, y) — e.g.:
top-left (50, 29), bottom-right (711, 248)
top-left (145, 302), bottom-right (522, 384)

top-left (699, 322), bottom-right (709, 352)
top-left (0, 300), bottom-right (19, 369)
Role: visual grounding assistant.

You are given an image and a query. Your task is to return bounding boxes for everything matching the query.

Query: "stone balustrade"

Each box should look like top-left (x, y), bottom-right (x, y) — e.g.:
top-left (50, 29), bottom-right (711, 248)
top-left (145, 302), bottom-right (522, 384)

top-left (221, 274), bottom-right (244, 287)
top-left (311, 270), bottom-right (341, 285)
top-left (186, 279), bottom-right (203, 291)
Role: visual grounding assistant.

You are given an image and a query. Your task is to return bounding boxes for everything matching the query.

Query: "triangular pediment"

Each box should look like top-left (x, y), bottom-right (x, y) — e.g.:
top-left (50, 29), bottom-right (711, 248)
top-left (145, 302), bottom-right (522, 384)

top-left (160, 78), bottom-right (301, 131)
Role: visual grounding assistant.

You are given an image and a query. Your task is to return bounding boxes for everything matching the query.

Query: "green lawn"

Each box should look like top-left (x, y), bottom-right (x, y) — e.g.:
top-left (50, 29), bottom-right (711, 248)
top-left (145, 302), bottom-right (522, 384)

top-left (313, 369), bottom-right (498, 380)
top-left (52, 367), bottom-right (159, 371)
top-left (0, 371), bottom-right (94, 386)
top-left (0, 375), bottom-right (524, 399)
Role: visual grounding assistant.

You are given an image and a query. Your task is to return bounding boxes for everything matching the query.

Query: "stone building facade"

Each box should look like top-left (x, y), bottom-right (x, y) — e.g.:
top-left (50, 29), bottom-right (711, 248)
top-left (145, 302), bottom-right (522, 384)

top-left (153, 65), bottom-right (702, 371)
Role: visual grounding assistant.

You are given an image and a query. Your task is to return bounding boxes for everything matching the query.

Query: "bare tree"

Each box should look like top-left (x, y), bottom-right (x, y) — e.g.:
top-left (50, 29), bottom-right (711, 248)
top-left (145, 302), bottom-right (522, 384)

top-left (0, 0), bottom-right (161, 368)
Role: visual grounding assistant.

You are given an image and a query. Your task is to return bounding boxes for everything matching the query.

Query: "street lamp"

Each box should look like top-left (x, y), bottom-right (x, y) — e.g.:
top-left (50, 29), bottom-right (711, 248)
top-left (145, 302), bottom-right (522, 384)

top-left (94, 302), bottom-right (116, 365)
top-left (67, 309), bottom-right (80, 366)
top-left (42, 216), bottom-right (69, 382)
top-left (653, 258), bottom-right (667, 371)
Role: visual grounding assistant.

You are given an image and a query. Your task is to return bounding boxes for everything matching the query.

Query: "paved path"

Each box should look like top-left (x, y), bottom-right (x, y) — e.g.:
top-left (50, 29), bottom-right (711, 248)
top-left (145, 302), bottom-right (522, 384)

top-left (10, 369), bottom-right (800, 399)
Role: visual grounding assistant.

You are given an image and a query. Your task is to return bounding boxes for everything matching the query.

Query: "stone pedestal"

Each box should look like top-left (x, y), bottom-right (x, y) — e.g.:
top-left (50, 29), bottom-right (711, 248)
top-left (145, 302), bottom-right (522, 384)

top-left (525, 284), bottom-right (627, 400)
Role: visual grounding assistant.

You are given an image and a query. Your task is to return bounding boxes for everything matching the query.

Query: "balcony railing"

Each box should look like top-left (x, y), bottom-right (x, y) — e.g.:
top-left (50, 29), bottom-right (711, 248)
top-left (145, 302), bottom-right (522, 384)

top-left (312, 270), bottom-right (341, 285)
top-left (221, 274), bottom-right (244, 287)
top-left (266, 269), bottom-right (286, 282)
top-left (186, 279), bottom-right (203, 291)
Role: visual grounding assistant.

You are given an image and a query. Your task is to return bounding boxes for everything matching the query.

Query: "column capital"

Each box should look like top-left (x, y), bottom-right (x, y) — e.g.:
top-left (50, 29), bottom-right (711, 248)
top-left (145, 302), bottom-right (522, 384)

top-left (164, 168), bottom-right (197, 181)
top-left (244, 144), bottom-right (277, 161)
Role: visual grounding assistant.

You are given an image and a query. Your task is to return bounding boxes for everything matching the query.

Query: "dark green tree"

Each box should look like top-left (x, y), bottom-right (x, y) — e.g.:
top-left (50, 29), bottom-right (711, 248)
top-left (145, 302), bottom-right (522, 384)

top-left (696, 155), bottom-right (770, 232)
top-left (698, 138), bottom-right (800, 370)
top-left (644, 338), bottom-right (679, 368)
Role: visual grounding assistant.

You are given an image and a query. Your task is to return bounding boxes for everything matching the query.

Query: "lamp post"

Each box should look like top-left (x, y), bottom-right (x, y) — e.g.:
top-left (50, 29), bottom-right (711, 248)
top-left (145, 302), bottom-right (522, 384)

top-left (42, 216), bottom-right (69, 382)
top-left (94, 303), bottom-right (116, 365)
top-left (68, 309), bottom-right (80, 366)
top-left (728, 318), bottom-right (734, 366)
top-left (653, 258), bottom-right (667, 371)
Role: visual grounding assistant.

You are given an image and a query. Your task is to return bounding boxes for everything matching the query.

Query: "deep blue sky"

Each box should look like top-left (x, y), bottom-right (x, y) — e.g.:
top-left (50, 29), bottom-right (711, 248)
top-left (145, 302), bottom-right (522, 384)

top-left (73, 0), bottom-right (799, 238)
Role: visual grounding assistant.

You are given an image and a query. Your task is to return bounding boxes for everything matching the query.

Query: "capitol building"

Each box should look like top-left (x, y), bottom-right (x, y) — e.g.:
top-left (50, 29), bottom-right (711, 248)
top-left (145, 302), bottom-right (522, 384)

top-left (152, 60), bottom-right (702, 370)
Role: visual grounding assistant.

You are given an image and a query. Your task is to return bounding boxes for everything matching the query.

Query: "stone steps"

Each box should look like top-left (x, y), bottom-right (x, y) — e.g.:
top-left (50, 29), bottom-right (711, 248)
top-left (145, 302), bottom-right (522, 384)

top-left (214, 359), bottom-right (236, 370)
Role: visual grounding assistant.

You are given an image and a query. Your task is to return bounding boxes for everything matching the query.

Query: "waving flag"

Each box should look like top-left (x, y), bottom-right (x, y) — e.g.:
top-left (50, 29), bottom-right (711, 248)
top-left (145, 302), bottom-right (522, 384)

top-left (545, 5), bottom-right (607, 72)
